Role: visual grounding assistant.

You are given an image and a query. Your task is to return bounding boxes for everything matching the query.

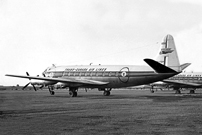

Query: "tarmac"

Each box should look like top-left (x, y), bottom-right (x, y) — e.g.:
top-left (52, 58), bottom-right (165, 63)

top-left (1, 89), bottom-right (202, 135)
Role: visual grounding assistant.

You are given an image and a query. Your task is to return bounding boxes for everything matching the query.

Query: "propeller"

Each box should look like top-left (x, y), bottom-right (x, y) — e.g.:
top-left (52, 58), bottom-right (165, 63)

top-left (22, 72), bottom-right (37, 91)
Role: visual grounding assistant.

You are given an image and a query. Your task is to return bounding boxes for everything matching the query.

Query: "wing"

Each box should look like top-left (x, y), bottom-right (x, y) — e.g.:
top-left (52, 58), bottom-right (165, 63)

top-left (5, 74), bottom-right (109, 86)
top-left (162, 79), bottom-right (202, 87)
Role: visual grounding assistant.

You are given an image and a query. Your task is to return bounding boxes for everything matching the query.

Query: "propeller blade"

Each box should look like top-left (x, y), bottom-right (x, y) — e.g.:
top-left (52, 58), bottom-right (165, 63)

top-left (26, 72), bottom-right (31, 80)
top-left (32, 84), bottom-right (36, 91)
top-left (22, 82), bottom-right (30, 90)
top-left (32, 84), bottom-right (37, 91)
top-left (23, 72), bottom-right (37, 91)
top-left (48, 86), bottom-right (51, 92)
top-left (26, 72), bottom-right (30, 76)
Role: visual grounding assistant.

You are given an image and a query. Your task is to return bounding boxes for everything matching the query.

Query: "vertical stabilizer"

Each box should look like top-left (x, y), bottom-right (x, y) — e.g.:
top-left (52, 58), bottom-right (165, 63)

top-left (155, 34), bottom-right (180, 72)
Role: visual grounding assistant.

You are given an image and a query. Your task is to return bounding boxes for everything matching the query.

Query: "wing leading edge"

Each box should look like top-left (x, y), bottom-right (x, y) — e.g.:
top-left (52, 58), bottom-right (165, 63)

top-left (5, 74), bottom-right (109, 86)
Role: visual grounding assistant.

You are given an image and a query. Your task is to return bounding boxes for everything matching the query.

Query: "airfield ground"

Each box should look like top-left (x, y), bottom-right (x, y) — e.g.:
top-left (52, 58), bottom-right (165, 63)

top-left (1, 89), bottom-right (202, 135)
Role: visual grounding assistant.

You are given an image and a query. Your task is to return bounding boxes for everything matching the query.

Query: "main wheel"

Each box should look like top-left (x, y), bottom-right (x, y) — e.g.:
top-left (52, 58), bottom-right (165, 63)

top-left (73, 91), bottom-right (77, 97)
top-left (190, 90), bottom-right (195, 94)
top-left (103, 91), bottom-right (110, 96)
top-left (150, 90), bottom-right (154, 93)
top-left (175, 90), bottom-right (181, 94)
top-left (69, 91), bottom-right (77, 97)
top-left (69, 91), bottom-right (73, 96)
top-left (50, 91), bottom-right (55, 95)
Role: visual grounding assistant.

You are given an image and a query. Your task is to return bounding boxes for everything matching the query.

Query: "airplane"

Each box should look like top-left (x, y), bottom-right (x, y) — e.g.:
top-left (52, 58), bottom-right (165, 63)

top-left (153, 72), bottom-right (202, 94)
top-left (5, 35), bottom-right (185, 97)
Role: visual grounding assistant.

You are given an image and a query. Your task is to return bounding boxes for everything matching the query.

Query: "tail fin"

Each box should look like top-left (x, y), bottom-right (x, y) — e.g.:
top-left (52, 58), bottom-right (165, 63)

top-left (155, 34), bottom-right (181, 72)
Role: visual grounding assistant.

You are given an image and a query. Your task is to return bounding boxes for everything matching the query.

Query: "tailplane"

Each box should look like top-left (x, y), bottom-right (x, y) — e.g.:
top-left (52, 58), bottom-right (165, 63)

top-left (155, 34), bottom-right (190, 72)
top-left (144, 59), bottom-right (177, 73)
top-left (180, 63), bottom-right (191, 71)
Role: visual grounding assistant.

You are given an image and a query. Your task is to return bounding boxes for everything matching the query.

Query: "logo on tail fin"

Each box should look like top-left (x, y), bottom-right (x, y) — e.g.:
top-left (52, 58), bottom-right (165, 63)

top-left (159, 48), bottom-right (174, 54)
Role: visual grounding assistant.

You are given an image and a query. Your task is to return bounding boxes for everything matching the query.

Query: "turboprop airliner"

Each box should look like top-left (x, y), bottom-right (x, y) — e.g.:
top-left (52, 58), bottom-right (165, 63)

top-left (162, 72), bottom-right (202, 94)
top-left (5, 35), bottom-right (185, 97)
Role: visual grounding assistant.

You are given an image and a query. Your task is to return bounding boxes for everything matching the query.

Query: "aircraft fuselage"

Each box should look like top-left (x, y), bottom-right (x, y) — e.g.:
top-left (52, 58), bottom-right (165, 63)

top-left (44, 65), bottom-right (176, 88)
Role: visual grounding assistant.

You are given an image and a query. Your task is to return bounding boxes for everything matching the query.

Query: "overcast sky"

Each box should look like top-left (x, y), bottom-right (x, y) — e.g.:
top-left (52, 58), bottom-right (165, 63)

top-left (1, 0), bottom-right (202, 86)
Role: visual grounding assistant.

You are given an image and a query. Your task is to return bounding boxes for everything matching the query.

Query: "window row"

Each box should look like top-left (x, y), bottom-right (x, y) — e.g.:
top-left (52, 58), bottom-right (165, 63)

top-left (52, 71), bottom-right (120, 77)
top-left (170, 77), bottom-right (202, 80)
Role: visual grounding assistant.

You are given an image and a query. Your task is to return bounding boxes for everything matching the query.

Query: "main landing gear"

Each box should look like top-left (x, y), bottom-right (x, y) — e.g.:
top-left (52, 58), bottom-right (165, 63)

top-left (150, 90), bottom-right (154, 93)
top-left (98, 88), bottom-right (112, 96)
top-left (103, 91), bottom-right (111, 96)
top-left (150, 86), bottom-right (154, 93)
top-left (174, 87), bottom-right (181, 94)
top-left (69, 87), bottom-right (78, 97)
top-left (50, 91), bottom-right (55, 95)
top-left (48, 86), bottom-right (55, 95)
top-left (189, 89), bottom-right (195, 94)
top-left (174, 87), bottom-right (196, 94)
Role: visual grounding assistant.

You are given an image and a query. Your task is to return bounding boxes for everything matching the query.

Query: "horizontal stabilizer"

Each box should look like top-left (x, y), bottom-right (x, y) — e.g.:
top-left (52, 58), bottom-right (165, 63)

top-left (144, 58), bottom-right (177, 73)
top-left (180, 63), bottom-right (191, 71)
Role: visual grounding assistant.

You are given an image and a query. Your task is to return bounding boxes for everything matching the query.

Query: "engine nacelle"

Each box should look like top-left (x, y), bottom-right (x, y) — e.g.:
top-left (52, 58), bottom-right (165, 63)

top-left (54, 82), bottom-right (68, 89)
top-left (30, 80), bottom-right (56, 87)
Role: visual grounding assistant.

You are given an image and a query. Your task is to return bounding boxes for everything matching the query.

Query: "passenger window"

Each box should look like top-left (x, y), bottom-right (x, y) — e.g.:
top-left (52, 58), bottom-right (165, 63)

top-left (97, 72), bottom-right (102, 76)
top-left (109, 72), bottom-right (112, 76)
top-left (80, 72), bottom-right (85, 76)
top-left (64, 71), bottom-right (68, 76)
top-left (70, 72), bottom-right (74, 76)
top-left (74, 72), bottom-right (79, 76)
top-left (91, 72), bottom-right (96, 76)
top-left (111, 72), bottom-right (116, 76)
top-left (85, 72), bottom-right (90, 76)
top-left (104, 72), bottom-right (109, 76)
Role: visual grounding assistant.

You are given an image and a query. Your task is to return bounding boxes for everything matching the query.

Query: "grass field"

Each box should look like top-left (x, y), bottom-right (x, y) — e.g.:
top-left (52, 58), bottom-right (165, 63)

top-left (1, 89), bottom-right (202, 135)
